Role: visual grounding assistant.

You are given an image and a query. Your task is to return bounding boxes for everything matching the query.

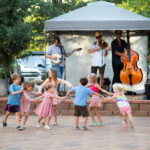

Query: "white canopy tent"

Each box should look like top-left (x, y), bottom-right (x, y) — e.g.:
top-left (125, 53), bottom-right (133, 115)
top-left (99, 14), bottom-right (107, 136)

top-left (44, 1), bottom-right (150, 93)
top-left (44, 1), bottom-right (150, 31)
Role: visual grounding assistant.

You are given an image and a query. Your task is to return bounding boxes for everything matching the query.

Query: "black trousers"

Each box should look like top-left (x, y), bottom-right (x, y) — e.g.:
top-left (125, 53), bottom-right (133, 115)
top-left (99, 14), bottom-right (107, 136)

top-left (112, 63), bottom-right (123, 85)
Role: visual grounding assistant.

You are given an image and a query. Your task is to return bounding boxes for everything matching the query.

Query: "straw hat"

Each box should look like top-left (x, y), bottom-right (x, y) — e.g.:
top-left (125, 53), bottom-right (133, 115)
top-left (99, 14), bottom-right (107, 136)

top-left (95, 32), bottom-right (102, 37)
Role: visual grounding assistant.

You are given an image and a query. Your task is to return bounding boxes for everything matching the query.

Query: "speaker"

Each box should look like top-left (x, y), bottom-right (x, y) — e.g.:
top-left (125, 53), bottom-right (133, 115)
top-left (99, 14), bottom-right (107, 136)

top-left (97, 77), bottom-right (111, 91)
top-left (145, 84), bottom-right (150, 100)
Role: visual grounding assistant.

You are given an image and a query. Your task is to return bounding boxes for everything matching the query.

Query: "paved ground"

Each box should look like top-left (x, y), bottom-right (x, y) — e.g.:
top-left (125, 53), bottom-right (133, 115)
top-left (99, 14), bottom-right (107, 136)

top-left (0, 115), bottom-right (150, 150)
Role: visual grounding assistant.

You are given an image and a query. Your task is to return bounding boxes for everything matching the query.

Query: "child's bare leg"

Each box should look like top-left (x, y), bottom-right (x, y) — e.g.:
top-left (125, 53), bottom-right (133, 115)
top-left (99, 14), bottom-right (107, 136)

top-left (44, 117), bottom-right (46, 123)
top-left (122, 115), bottom-right (128, 128)
top-left (20, 112), bottom-right (24, 121)
top-left (127, 113), bottom-right (134, 129)
top-left (37, 116), bottom-right (44, 123)
top-left (4, 111), bottom-right (11, 123)
top-left (23, 112), bottom-right (29, 126)
top-left (53, 105), bottom-right (57, 125)
top-left (16, 112), bottom-right (20, 126)
top-left (40, 117), bottom-right (46, 126)
top-left (46, 116), bottom-right (51, 125)
top-left (20, 112), bottom-right (23, 117)
top-left (75, 116), bottom-right (79, 127)
top-left (36, 116), bottom-right (44, 128)
top-left (83, 117), bottom-right (88, 127)
top-left (94, 108), bottom-right (103, 123)
top-left (88, 107), bottom-right (95, 122)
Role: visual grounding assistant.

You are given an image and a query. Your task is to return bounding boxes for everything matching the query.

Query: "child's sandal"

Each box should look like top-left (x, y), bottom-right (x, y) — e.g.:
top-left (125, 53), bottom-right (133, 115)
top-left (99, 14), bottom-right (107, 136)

top-left (82, 126), bottom-right (88, 130)
top-left (88, 121), bottom-right (97, 126)
top-left (96, 122), bottom-right (104, 126)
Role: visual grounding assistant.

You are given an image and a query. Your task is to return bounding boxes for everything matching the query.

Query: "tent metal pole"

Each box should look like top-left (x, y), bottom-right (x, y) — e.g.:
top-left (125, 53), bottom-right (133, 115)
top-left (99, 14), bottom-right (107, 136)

top-left (44, 30), bottom-right (47, 74)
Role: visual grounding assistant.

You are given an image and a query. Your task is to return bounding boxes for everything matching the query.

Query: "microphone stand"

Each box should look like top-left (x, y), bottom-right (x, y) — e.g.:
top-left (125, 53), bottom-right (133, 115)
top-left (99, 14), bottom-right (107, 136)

top-left (63, 56), bottom-right (66, 94)
top-left (60, 44), bottom-right (66, 95)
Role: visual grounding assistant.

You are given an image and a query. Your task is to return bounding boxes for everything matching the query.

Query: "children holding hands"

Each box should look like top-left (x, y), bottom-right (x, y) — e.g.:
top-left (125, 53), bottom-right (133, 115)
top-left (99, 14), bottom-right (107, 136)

top-left (38, 69), bottom-right (73, 125)
top-left (2, 73), bottom-right (134, 131)
top-left (35, 83), bottom-right (66, 129)
top-left (87, 73), bottom-right (113, 126)
top-left (20, 81), bottom-right (41, 128)
top-left (3, 74), bottom-right (23, 130)
top-left (102, 83), bottom-right (134, 129)
top-left (65, 77), bottom-right (104, 130)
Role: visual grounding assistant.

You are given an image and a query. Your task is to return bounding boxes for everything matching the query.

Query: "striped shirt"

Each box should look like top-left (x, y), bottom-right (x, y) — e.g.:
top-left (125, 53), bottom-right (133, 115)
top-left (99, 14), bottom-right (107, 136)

top-left (113, 93), bottom-right (130, 108)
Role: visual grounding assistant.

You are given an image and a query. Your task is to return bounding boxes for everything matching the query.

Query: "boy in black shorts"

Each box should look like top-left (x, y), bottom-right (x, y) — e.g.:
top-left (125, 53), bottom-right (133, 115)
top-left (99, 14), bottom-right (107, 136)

top-left (65, 78), bottom-right (104, 130)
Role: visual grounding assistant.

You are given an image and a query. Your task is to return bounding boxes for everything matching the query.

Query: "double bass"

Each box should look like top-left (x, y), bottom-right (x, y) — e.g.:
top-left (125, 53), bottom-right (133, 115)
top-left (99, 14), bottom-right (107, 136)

top-left (120, 31), bottom-right (143, 85)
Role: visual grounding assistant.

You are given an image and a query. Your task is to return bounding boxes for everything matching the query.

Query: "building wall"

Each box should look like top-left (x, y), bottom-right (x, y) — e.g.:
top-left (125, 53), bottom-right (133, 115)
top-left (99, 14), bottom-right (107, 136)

top-left (59, 33), bottom-right (148, 93)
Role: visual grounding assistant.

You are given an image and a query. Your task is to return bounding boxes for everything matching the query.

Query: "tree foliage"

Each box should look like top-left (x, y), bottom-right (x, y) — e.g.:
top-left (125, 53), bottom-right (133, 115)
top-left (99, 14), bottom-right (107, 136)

top-left (0, 0), bottom-right (35, 77)
top-left (29, 0), bottom-right (88, 51)
top-left (119, 0), bottom-right (150, 18)
top-left (119, 0), bottom-right (150, 53)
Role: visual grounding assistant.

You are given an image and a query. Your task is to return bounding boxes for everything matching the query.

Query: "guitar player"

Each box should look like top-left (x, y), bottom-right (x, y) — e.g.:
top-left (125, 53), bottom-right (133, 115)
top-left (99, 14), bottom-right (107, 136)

top-left (45, 36), bottom-right (73, 92)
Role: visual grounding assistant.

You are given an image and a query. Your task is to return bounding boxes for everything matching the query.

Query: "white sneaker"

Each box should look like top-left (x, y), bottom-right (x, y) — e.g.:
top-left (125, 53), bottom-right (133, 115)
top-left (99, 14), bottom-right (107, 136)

top-left (36, 122), bottom-right (41, 128)
top-left (45, 125), bottom-right (51, 129)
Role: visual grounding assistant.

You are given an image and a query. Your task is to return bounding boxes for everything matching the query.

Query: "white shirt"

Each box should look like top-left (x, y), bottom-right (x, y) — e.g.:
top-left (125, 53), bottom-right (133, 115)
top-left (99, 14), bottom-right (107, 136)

top-left (91, 42), bottom-right (106, 67)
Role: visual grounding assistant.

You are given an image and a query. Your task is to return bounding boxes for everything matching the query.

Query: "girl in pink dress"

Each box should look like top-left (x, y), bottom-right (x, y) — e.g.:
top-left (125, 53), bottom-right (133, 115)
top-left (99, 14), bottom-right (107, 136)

top-left (35, 83), bottom-right (65, 129)
top-left (38, 68), bottom-right (73, 125)
top-left (87, 73), bottom-right (112, 126)
top-left (20, 82), bottom-right (40, 128)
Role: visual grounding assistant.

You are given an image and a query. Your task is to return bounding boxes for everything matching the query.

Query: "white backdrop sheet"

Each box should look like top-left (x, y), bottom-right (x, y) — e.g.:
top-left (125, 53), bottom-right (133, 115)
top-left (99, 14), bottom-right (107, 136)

top-left (59, 33), bottom-right (148, 93)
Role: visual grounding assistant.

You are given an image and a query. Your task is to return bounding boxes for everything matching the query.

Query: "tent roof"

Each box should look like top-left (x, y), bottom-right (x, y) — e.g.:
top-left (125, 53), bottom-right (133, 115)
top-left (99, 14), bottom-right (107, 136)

top-left (44, 1), bottom-right (150, 31)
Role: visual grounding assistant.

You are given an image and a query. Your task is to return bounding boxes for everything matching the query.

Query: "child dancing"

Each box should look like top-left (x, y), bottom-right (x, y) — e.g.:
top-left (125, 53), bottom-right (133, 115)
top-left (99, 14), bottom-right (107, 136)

top-left (38, 68), bottom-right (73, 125)
top-left (20, 81), bottom-right (40, 128)
top-left (3, 74), bottom-right (23, 130)
top-left (65, 77), bottom-right (104, 130)
top-left (35, 83), bottom-right (65, 129)
top-left (103, 83), bottom-right (134, 129)
top-left (87, 73), bottom-right (112, 126)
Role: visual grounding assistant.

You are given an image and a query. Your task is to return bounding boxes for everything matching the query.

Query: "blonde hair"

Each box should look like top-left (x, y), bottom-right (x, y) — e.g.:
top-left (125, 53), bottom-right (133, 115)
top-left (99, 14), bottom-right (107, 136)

top-left (22, 82), bottom-right (32, 90)
top-left (11, 73), bottom-right (20, 81)
top-left (48, 69), bottom-right (57, 88)
top-left (45, 83), bottom-right (53, 91)
top-left (113, 83), bottom-right (126, 93)
top-left (88, 73), bottom-right (97, 84)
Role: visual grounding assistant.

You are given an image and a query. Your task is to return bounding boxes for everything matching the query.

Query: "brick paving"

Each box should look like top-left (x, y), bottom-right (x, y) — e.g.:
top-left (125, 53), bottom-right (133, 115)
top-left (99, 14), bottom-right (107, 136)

top-left (0, 115), bottom-right (150, 150)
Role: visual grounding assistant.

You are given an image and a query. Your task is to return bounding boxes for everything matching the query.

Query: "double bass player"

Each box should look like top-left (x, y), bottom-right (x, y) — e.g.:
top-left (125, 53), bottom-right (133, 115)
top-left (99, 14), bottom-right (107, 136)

top-left (111, 30), bottom-right (127, 85)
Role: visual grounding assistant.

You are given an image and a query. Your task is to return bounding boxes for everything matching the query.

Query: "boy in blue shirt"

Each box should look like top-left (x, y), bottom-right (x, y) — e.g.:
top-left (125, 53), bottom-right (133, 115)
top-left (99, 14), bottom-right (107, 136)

top-left (3, 74), bottom-right (23, 130)
top-left (65, 78), bottom-right (104, 130)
